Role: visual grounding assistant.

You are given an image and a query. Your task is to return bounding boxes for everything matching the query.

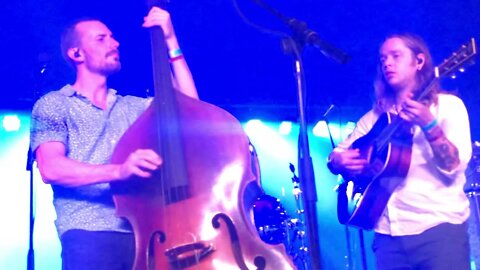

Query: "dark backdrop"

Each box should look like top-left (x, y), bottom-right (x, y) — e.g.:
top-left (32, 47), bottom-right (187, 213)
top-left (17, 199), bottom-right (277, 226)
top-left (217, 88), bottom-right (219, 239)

top-left (2, 0), bottom-right (479, 139)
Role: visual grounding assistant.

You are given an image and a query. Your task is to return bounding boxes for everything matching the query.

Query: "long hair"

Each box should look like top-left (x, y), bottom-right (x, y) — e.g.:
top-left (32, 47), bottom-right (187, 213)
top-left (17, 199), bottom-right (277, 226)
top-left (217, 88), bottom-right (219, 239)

top-left (373, 33), bottom-right (439, 112)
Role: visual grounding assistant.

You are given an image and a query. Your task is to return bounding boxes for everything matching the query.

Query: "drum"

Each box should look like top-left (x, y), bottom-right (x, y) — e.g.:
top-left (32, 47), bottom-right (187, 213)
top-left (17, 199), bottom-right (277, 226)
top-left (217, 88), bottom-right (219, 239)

top-left (253, 194), bottom-right (289, 245)
top-left (248, 141), bottom-right (289, 245)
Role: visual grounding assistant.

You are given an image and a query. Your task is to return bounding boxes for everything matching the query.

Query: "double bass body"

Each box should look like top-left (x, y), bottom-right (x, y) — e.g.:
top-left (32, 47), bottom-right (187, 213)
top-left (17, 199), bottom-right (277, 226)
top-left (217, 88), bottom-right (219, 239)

top-left (110, 91), bottom-right (295, 269)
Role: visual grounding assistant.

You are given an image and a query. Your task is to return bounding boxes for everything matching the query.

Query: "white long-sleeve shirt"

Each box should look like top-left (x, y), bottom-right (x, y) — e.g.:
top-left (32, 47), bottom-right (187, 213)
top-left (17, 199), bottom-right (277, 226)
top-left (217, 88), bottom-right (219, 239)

top-left (335, 93), bottom-right (472, 236)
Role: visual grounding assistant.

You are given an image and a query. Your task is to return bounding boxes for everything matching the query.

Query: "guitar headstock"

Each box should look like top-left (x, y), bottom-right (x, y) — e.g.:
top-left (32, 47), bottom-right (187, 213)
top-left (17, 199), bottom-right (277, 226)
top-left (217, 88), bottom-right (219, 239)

top-left (435, 38), bottom-right (477, 79)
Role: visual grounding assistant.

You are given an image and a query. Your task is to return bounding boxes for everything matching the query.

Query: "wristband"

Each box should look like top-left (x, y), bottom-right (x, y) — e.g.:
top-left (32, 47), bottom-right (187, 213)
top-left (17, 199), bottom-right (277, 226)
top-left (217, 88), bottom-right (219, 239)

top-left (168, 48), bottom-right (183, 59)
top-left (421, 118), bottom-right (437, 132)
top-left (169, 54), bottom-right (184, 63)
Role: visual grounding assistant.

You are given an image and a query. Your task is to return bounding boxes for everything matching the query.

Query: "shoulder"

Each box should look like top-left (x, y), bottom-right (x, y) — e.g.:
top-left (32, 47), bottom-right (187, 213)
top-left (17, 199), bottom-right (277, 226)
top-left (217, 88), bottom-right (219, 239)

top-left (436, 93), bottom-right (467, 110)
top-left (116, 93), bottom-right (151, 110)
top-left (437, 92), bottom-right (464, 104)
top-left (119, 94), bottom-right (150, 103)
top-left (435, 93), bottom-right (469, 121)
top-left (33, 86), bottom-right (73, 113)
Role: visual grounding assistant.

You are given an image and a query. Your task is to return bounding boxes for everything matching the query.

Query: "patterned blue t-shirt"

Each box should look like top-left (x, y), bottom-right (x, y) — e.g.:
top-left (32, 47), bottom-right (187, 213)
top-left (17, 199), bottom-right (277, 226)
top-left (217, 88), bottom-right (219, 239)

top-left (30, 84), bottom-right (150, 237)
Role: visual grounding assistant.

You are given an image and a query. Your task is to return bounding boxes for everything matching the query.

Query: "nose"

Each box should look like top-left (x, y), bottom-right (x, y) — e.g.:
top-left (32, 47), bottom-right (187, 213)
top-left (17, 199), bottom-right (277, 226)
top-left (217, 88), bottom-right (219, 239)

top-left (382, 56), bottom-right (393, 70)
top-left (111, 37), bottom-right (120, 49)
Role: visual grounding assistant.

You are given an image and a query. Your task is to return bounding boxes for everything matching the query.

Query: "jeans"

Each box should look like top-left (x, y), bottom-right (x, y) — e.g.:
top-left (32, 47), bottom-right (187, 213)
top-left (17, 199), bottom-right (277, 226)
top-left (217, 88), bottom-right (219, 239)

top-left (60, 229), bottom-right (135, 270)
top-left (372, 222), bottom-right (471, 270)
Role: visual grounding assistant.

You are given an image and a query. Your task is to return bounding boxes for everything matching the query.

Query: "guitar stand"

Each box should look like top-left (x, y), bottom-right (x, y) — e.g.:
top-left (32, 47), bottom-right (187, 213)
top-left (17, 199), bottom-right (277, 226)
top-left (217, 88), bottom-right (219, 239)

top-left (358, 229), bottom-right (368, 270)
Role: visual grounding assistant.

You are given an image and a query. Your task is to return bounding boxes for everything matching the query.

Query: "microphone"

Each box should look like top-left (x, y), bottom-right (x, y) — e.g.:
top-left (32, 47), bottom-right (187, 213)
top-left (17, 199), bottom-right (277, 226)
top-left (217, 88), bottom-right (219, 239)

top-left (252, 0), bottom-right (350, 64)
top-left (286, 19), bottom-right (350, 64)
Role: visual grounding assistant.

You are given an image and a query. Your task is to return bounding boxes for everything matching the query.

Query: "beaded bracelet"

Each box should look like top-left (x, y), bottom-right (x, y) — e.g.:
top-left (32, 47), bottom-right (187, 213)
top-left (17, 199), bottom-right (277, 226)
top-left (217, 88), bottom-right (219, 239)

top-left (421, 118), bottom-right (438, 132)
top-left (426, 131), bottom-right (443, 143)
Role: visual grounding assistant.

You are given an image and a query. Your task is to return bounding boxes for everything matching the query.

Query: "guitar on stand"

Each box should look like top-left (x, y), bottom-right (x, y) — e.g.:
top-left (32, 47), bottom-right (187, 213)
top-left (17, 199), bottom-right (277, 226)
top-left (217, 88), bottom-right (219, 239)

top-left (337, 38), bottom-right (477, 230)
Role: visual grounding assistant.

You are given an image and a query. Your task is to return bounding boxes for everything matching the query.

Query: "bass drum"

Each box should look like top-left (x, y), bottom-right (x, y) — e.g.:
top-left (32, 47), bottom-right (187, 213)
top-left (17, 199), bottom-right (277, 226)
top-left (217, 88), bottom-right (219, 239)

top-left (248, 141), bottom-right (309, 270)
top-left (245, 142), bottom-right (289, 246)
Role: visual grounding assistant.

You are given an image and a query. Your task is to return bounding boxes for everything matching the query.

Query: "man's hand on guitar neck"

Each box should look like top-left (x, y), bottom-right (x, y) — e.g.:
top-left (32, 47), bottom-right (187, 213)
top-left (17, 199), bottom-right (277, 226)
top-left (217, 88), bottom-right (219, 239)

top-left (396, 91), bottom-right (435, 127)
top-left (327, 149), bottom-right (368, 178)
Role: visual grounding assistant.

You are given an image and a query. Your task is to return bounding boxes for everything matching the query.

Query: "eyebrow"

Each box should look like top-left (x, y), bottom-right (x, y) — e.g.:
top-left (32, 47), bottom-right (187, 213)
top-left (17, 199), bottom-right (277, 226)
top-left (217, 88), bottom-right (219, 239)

top-left (380, 49), bottom-right (403, 57)
top-left (93, 33), bottom-right (115, 40)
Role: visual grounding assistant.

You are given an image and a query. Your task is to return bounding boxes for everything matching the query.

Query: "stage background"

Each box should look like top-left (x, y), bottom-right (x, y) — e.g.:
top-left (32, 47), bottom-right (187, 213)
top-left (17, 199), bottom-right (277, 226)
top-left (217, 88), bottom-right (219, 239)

top-left (1, 0), bottom-right (479, 269)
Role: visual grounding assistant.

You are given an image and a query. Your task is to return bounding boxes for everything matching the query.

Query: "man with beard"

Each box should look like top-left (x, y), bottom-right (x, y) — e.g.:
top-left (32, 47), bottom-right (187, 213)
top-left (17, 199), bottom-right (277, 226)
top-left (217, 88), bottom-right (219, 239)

top-left (30, 7), bottom-right (198, 269)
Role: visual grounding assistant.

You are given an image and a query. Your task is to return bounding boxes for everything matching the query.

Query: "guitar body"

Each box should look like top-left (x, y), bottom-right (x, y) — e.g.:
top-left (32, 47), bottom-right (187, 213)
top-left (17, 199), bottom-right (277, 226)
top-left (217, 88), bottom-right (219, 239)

top-left (337, 112), bottom-right (412, 230)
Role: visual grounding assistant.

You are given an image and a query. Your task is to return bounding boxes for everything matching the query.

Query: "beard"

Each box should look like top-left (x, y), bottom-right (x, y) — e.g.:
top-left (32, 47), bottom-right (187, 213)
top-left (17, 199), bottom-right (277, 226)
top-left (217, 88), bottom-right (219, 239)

top-left (90, 58), bottom-right (121, 76)
top-left (102, 61), bottom-right (121, 76)
top-left (85, 51), bottom-right (122, 76)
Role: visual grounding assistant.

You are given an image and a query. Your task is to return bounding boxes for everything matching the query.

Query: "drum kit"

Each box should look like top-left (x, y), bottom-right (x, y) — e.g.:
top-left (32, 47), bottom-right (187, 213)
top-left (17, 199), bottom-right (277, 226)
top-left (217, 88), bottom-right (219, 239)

top-left (252, 163), bottom-right (310, 270)
top-left (466, 141), bottom-right (480, 269)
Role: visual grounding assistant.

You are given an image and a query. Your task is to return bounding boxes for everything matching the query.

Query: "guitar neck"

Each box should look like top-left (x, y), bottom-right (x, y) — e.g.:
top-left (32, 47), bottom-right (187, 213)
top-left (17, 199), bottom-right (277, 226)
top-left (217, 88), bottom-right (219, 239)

top-left (374, 114), bottom-right (405, 153)
top-left (375, 74), bottom-right (440, 152)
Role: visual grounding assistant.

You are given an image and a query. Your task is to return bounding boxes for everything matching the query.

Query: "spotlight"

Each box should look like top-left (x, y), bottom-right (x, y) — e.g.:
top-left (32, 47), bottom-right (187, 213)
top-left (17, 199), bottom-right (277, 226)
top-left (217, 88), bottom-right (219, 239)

top-left (2, 115), bottom-right (21, 132)
top-left (312, 120), bottom-right (328, 137)
top-left (244, 119), bottom-right (264, 136)
top-left (278, 121), bottom-right (292, 135)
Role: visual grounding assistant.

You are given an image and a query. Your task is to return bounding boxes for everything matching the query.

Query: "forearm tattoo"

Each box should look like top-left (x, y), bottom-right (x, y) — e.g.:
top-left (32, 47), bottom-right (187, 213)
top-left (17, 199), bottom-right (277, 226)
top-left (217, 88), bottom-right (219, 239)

top-left (425, 125), bottom-right (460, 171)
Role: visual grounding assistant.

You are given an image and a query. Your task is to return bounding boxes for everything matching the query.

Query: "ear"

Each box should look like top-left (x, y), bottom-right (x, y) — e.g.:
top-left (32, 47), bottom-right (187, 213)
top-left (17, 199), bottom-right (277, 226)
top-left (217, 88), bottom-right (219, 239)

top-left (67, 48), bottom-right (83, 62)
top-left (416, 53), bottom-right (426, 70)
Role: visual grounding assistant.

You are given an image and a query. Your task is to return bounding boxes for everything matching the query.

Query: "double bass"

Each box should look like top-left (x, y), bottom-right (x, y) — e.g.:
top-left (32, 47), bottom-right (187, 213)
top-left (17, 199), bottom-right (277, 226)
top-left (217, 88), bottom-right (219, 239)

top-left (110, 2), bottom-right (295, 269)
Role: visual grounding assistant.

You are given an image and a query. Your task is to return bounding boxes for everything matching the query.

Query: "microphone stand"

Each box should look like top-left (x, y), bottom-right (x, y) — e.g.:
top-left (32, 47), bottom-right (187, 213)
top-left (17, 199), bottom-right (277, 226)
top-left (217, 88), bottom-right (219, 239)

top-left (283, 36), bottom-right (320, 269)
top-left (26, 148), bottom-right (35, 270)
top-left (324, 116), bottom-right (353, 270)
top-left (252, 1), bottom-right (350, 269)
top-left (26, 55), bottom-right (48, 270)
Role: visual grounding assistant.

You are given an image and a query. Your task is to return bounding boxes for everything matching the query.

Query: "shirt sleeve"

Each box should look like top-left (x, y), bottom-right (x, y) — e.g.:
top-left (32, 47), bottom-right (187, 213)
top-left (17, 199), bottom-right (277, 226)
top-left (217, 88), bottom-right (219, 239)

top-left (335, 109), bottom-right (380, 151)
top-left (30, 94), bottom-right (68, 154)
